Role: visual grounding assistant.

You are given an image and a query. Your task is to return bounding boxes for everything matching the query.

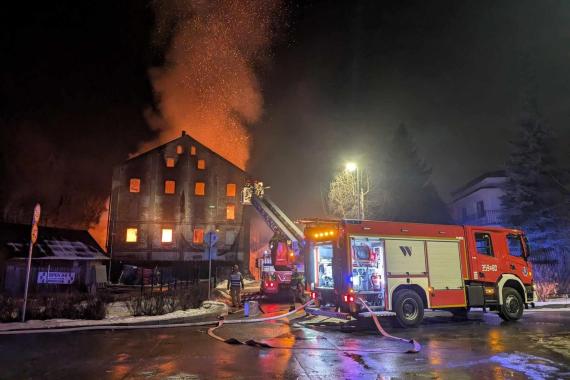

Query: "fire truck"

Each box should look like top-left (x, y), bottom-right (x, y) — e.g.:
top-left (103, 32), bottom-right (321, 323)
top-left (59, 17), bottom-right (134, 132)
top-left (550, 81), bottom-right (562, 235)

top-left (241, 182), bottom-right (304, 296)
top-left (303, 219), bottom-right (536, 327)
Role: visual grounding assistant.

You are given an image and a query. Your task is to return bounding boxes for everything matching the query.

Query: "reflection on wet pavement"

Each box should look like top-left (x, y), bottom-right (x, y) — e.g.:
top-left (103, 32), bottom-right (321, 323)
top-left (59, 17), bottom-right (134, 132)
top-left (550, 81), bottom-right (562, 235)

top-left (1, 306), bottom-right (569, 379)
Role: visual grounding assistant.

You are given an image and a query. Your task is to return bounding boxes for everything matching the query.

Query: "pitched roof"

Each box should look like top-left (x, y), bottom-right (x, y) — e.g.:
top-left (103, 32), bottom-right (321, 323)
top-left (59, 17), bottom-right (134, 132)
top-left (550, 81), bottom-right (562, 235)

top-left (0, 223), bottom-right (108, 260)
top-left (450, 170), bottom-right (506, 197)
top-left (123, 131), bottom-right (249, 175)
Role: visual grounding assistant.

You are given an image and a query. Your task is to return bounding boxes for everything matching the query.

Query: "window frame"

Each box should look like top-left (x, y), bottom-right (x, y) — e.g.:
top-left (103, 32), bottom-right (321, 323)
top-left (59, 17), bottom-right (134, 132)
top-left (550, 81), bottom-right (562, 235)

top-left (194, 182), bottom-right (205, 196)
top-left (197, 159), bottom-right (206, 170)
top-left (474, 232), bottom-right (494, 256)
top-left (193, 228), bottom-right (204, 244)
top-left (190, 146), bottom-right (197, 156)
top-left (476, 201), bottom-right (486, 218)
top-left (129, 178), bottom-right (141, 193)
top-left (226, 204), bottom-right (236, 220)
top-left (164, 180), bottom-right (176, 194)
top-left (126, 227), bottom-right (138, 243)
top-left (226, 183), bottom-right (237, 197)
top-left (166, 157), bottom-right (175, 168)
top-left (161, 228), bottom-right (173, 244)
top-left (176, 145), bottom-right (183, 154)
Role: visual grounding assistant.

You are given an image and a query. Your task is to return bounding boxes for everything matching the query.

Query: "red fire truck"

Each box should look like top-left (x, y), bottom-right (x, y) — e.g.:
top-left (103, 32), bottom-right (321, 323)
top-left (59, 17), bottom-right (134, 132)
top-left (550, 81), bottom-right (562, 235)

top-left (303, 219), bottom-right (535, 327)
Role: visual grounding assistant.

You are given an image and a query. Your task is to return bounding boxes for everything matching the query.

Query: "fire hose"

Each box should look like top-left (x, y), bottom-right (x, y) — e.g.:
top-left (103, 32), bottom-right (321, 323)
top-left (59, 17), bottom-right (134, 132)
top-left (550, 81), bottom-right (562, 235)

top-left (1, 298), bottom-right (421, 354)
top-left (207, 297), bottom-right (421, 354)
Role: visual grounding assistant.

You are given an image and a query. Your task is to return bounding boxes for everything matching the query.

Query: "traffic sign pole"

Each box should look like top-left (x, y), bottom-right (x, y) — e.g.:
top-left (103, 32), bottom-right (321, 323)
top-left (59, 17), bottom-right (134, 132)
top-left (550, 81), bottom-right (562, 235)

top-left (22, 203), bottom-right (41, 322)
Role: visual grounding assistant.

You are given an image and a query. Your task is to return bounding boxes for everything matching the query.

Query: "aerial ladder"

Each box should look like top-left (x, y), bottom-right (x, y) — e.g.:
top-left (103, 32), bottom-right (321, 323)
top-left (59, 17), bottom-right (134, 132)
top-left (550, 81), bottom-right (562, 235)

top-left (241, 182), bottom-right (305, 295)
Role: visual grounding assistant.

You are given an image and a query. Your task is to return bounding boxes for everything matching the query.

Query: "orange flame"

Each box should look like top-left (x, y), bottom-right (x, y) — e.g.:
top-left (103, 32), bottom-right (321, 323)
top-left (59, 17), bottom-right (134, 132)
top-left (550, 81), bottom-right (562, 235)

top-left (142, 0), bottom-right (283, 170)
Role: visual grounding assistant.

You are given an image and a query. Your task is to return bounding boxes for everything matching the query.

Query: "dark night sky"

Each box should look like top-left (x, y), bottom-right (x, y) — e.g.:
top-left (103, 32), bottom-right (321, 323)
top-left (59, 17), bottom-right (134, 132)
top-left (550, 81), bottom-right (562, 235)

top-left (1, 1), bottom-right (569, 224)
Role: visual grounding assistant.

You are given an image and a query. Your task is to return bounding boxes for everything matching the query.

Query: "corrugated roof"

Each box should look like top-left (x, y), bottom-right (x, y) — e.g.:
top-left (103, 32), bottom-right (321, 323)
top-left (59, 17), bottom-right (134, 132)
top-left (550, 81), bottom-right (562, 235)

top-left (0, 223), bottom-right (108, 260)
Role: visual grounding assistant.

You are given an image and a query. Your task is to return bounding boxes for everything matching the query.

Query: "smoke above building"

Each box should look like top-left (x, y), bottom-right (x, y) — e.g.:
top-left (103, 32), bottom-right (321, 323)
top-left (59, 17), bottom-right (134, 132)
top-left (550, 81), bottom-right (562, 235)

top-left (142, 0), bottom-right (283, 170)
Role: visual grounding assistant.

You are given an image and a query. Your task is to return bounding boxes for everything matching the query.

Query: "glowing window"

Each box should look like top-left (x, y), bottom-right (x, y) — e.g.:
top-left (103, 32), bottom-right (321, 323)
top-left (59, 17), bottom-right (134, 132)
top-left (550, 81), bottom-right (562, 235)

top-left (129, 178), bottom-right (140, 193)
top-left (165, 180), bottom-right (176, 194)
top-left (226, 204), bottom-right (236, 220)
top-left (161, 228), bottom-right (173, 243)
top-left (176, 145), bottom-right (183, 154)
top-left (197, 159), bottom-right (206, 170)
top-left (193, 228), bottom-right (204, 243)
top-left (126, 228), bottom-right (138, 243)
top-left (195, 182), bottom-right (205, 196)
top-left (226, 183), bottom-right (236, 197)
top-left (166, 158), bottom-right (175, 168)
top-left (190, 146), bottom-right (197, 156)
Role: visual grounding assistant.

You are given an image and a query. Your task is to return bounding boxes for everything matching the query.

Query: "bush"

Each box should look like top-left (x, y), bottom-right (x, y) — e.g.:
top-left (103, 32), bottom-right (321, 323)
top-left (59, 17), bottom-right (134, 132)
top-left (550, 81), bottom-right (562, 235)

top-left (126, 286), bottom-right (202, 316)
top-left (0, 293), bottom-right (107, 322)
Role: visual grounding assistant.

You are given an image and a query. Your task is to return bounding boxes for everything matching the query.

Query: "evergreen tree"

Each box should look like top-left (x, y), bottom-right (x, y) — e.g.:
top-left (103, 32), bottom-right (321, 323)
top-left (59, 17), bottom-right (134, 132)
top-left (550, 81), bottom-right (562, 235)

top-left (371, 124), bottom-right (450, 224)
top-left (501, 95), bottom-right (568, 249)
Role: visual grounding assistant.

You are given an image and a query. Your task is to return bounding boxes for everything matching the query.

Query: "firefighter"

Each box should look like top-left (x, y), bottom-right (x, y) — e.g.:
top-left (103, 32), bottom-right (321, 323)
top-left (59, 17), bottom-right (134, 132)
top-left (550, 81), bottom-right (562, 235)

top-left (289, 266), bottom-right (305, 311)
top-left (227, 264), bottom-right (245, 308)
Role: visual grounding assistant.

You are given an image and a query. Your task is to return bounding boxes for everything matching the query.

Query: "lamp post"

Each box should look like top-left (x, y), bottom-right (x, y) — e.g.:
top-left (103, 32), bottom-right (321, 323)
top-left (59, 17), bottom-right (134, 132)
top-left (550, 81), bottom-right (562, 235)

top-left (345, 162), bottom-right (364, 219)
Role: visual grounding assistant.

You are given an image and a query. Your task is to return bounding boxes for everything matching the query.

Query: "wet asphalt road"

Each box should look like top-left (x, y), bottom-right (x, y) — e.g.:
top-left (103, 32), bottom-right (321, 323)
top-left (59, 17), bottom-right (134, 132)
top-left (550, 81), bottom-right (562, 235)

top-left (1, 306), bottom-right (569, 380)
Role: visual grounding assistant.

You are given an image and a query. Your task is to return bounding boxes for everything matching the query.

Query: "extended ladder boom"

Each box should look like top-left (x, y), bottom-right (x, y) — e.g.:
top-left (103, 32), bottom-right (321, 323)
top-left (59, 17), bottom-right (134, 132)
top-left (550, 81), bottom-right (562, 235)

top-left (251, 195), bottom-right (304, 245)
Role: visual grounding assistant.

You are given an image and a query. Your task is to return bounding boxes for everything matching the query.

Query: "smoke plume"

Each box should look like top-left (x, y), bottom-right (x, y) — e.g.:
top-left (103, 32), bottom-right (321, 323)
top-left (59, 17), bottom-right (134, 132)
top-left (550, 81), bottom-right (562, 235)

top-left (144, 0), bottom-right (283, 169)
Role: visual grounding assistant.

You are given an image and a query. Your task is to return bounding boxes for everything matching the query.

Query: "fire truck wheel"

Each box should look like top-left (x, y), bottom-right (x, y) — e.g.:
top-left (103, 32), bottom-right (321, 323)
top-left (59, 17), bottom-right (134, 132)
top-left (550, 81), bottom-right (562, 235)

top-left (498, 287), bottom-right (524, 322)
top-left (393, 289), bottom-right (424, 328)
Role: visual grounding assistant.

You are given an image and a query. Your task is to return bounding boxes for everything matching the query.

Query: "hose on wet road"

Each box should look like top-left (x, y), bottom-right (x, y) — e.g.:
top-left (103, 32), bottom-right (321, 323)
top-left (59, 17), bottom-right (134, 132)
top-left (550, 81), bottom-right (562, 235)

top-left (207, 297), bottom-right (421, 354)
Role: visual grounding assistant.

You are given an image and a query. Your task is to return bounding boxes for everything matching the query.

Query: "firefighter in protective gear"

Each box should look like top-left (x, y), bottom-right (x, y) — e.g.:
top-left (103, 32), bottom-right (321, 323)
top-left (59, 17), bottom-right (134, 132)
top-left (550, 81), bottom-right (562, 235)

top-left (227, 264), bottom-right (245, 308)
top-left (289, 266), bottom-right (305, 310)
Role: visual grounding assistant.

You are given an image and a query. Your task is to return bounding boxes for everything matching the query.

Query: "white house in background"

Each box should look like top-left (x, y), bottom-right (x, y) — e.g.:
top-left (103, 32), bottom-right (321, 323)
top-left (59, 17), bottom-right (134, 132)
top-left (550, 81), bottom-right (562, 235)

top-left (450, 171), bottom-right (507, 226)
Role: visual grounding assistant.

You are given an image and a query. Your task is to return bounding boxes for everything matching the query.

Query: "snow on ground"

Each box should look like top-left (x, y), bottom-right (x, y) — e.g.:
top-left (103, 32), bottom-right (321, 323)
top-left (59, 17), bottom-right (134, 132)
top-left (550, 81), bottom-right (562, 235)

top-left (0, 301), bottom-right (227, 332)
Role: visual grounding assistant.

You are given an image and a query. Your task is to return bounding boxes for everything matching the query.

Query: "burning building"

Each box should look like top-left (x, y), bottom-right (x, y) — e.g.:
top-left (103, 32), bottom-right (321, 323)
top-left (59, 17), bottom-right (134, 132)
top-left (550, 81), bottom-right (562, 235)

top-left (107, 131), bottom-right (269, 281)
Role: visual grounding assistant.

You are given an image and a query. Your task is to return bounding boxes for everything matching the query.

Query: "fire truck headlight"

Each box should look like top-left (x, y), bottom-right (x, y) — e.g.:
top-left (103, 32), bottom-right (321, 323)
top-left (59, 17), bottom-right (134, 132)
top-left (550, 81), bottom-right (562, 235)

top-left (484, 287), bottom-right (495, 296)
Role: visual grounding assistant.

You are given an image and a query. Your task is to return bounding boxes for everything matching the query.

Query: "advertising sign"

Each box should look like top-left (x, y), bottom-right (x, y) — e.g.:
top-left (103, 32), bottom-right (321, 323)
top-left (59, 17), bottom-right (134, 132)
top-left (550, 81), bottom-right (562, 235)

top-left (37, 271), bottom-right (76, 285)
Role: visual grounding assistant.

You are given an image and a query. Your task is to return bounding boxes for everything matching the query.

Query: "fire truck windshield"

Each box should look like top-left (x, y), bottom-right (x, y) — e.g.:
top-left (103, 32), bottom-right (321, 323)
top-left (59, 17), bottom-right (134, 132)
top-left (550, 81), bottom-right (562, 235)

top-left (314, 244), bottom-right (334, 289)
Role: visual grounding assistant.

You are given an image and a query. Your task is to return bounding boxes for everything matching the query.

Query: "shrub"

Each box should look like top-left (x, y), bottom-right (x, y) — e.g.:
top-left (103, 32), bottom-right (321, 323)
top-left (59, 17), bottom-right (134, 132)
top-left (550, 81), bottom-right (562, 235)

top-left (125, 286), bottom-right (202, 316)
top-left (0, 293), bottom-right (106, 322)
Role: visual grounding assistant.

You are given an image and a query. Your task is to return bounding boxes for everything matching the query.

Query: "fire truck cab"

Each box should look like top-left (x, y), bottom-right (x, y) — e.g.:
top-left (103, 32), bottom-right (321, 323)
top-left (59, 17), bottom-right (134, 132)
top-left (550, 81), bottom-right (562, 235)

top-left (304, 219), bottom-right (535, 327)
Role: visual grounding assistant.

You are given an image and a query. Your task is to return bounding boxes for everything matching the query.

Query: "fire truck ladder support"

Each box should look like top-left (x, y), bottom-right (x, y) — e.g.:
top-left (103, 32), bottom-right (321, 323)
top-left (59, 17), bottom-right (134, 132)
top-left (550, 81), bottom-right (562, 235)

top-left (251, 195), bottom-right (304, 245)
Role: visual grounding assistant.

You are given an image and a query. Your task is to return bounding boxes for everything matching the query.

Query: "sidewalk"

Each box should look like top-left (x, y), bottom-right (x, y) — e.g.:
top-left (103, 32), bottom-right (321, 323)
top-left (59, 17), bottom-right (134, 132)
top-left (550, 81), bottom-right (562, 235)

top-left (533, 297), bottom-right (570, 309)
top-left (0, 300), bottom-right (228, 333)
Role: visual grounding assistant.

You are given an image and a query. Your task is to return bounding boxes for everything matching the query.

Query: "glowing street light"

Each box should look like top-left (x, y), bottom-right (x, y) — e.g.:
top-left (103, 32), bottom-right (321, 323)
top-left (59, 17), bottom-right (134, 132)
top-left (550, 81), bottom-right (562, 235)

top-left (345, 162), bottom-right (357, 172)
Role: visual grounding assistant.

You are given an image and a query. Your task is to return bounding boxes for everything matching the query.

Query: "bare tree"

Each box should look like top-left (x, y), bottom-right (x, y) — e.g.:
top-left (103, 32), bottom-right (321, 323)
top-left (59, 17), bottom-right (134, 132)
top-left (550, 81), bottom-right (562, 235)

top-left (327, 170), bottom-right (371, 219)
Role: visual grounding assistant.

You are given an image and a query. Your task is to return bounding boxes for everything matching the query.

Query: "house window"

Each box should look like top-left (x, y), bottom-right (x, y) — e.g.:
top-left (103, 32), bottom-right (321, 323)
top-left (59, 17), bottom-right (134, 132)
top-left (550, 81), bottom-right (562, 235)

top-left (165, 180), bottom-right (176, 194)
top-left (197, 159), bottom-right (206, 170)
top-left (225, 230), bottom-right (236, 245)
top-left (161, 228), bottom-right (173, 243)
top-left (476, 201), bottom-right (486, 218)
top-left (129, 178), bottom-right (141, 193)
top-left (190, 146), bottom-right (197, 156)
top-left (193, 228), bottom-right (204, 243)
top-left (475, 233), bottom-right (494, 256)
top-left (166, 157), bottom-right (175, 168)
top-left (226, 204), bottom-right (236, 220)
top-left (126, 228), bottom-right (138, 243)
top-left (176, 145), bottom-right (183, 154)
top-left (195, 182), bottom-right (205, 196)
top-left (226, 183), bottom-right (236, 197)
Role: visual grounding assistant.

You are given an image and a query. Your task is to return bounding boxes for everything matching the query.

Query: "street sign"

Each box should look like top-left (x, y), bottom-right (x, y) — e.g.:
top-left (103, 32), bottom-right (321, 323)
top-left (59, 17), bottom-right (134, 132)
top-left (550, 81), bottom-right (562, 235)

top-left (22, 202), bottom-right (41, 322)
top-left (32, 203), bottom-right (41, 226)
top-left (31, 224), bottom-right (38, 244)
top-left (205, 231), bottom-right (218, 248)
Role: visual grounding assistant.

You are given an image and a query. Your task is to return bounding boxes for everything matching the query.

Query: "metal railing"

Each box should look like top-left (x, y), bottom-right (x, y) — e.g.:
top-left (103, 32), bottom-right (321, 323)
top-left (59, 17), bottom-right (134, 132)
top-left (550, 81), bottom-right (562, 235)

top-left (458, 209), bottom-right (504, 226)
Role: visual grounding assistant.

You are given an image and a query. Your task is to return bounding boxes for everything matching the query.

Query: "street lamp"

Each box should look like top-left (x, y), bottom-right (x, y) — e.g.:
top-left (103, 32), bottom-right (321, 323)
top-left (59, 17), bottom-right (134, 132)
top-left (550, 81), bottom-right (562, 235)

top-left (345, 162), bottom-right (364, 219)
top-left (345, 162), bottom-right (357, 172)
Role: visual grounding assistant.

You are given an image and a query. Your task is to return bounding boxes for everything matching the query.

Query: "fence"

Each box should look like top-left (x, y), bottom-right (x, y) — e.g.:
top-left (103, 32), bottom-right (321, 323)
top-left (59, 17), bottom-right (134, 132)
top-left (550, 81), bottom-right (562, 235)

top-left (530, 247), bottom-right (570, 295)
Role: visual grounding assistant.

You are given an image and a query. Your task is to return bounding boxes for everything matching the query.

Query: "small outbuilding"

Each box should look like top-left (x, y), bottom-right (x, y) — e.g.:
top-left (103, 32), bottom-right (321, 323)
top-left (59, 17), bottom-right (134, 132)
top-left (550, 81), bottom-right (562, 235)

top-left (0, 223), bottom-right (109, 296)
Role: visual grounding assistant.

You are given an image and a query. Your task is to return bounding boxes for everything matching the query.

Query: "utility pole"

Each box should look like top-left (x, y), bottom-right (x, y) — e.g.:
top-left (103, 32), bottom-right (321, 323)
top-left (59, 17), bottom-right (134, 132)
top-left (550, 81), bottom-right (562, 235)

top-left (22, 203), bottom-right (41, 322)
